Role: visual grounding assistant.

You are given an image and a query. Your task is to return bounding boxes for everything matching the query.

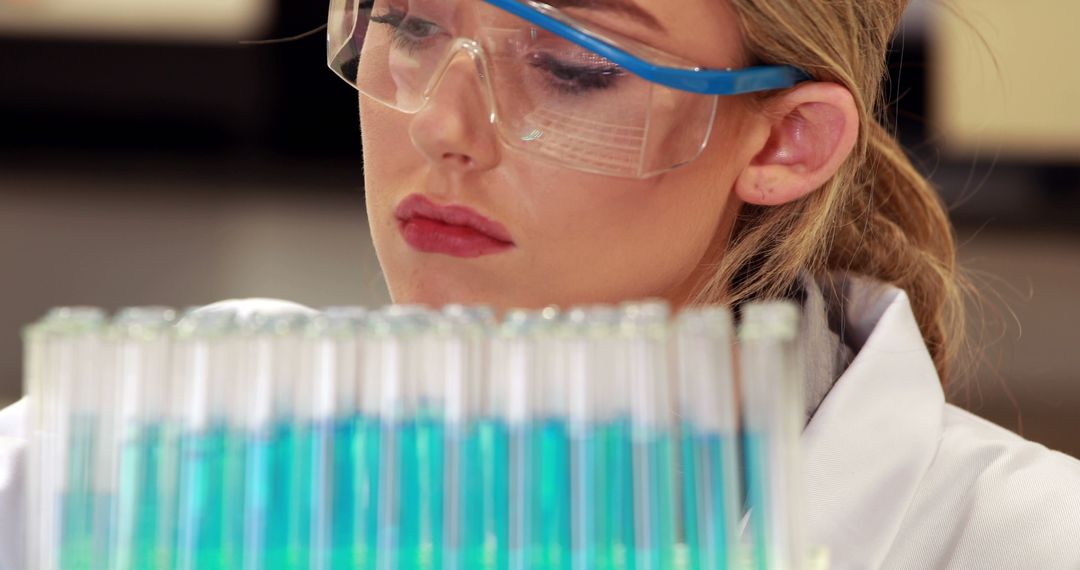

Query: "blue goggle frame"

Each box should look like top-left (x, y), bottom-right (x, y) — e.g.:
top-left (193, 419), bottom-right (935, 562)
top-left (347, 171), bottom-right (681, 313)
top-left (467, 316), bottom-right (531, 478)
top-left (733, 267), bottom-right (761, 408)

top-left (484, 0), bottom-right (812, 95)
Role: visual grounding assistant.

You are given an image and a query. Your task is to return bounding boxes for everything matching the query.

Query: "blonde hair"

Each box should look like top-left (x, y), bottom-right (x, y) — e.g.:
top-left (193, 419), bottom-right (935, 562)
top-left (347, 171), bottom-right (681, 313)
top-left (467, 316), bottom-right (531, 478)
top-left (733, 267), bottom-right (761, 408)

top-left (693, 0), bottom-right (966, 384)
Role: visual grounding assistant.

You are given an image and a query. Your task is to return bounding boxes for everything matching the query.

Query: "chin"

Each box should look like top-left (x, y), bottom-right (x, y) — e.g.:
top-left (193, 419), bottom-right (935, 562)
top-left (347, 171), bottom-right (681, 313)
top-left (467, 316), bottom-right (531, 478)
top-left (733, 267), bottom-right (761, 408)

top-left (387, 271), bottom-right (510, 309)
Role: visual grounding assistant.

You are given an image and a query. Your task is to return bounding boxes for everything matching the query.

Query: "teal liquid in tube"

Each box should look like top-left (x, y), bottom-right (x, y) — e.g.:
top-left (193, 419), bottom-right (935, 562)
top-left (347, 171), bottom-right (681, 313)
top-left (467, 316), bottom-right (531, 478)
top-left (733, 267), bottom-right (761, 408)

top-left (680, 423), bottom-right (701, 570)
top-left (681, 425), bottom-right (739, 570)
top-left (112, 423), bottom-right (165, 570)
top-left (60, 414), bottom-right (97, 570)
top-left (238, 428), bottom-right (273, 570)
top-left (221, 427), bottom-right (247, 570)
top-left (285, 420), bottom-right (320, 570)
top-left (324, 414), bottom-right (380, 570)
top-left (173, 423), bottom-right (229, 570)
top-left (266, 420), bottom-right (297, 570)
top-left (304, 416), bottom-right (336, 570)
top-left (633, 428), bottom-right (677, 570)
top-left (456, 417), bottom-right (508, 570)
top-left (742, 431), bottom-right (769, 570)
top-left (354, 412), bottom-right (382, 569)
top-left (530, 417), bottom-right (570, 570)
top-left (157, 420), bottom-right (183, 570)
top-left (329, 414), bottom-right (358, 570)
top-left (396, 409), bottom-right (446, 570)
top-left (570, 418), bottom-right (604, 570)
top-left (599, 416), bottom-right (636, 570)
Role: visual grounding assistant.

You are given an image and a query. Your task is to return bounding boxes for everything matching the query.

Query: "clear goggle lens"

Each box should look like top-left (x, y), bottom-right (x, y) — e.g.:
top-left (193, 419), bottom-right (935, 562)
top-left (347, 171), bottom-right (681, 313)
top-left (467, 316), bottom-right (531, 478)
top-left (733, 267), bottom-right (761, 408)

top-left (328, 0), bottom-right (719, 178)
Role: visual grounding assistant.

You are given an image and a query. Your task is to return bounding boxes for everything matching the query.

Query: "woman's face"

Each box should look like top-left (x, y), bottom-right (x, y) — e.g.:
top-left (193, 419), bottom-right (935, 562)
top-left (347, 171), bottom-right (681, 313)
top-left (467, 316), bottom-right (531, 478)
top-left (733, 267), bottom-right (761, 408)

top-left (361, 0), bottom-right (758, 310)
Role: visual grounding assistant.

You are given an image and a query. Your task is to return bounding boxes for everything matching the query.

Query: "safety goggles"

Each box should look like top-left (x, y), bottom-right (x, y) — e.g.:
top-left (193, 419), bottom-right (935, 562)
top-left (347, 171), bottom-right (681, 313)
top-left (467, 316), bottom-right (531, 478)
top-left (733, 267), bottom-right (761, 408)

top-left (327, 0), bottom-right (810, 178)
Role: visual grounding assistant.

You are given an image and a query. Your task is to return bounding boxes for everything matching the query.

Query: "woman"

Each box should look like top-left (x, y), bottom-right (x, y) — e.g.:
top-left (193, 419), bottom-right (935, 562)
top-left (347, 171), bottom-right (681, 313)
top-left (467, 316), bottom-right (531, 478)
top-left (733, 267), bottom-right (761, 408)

top-left (346, 0), bottom-right (1080, 564)
top-left (2, 0), bottom-right (1079, 567)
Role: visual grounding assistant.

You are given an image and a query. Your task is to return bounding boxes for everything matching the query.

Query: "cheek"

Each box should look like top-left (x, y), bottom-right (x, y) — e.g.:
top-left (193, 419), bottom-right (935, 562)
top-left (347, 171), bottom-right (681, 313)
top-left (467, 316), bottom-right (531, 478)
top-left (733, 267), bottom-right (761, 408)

top-left (514, 167), bottom-right (731, 304)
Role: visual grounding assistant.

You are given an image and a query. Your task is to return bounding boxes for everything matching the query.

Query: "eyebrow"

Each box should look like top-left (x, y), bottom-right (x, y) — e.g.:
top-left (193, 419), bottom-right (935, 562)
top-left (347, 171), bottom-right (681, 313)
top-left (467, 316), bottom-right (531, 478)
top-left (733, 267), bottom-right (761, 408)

top-left (538, 0), bottom-right (666, 32)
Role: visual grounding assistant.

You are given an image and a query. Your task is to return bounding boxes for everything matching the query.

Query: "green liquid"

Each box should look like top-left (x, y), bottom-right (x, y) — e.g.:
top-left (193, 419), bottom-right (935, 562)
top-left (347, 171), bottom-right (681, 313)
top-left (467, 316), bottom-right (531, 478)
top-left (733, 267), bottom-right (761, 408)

top-left (60, 414), bottom-right (97, 570)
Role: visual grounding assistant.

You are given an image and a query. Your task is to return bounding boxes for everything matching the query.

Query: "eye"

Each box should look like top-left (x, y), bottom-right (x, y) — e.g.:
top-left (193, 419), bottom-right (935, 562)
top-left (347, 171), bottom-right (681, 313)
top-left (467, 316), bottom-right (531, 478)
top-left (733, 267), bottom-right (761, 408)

top-left (527, 51), bottom-right (625, 96)
top-left (369, 8), bottom-right (444, 52)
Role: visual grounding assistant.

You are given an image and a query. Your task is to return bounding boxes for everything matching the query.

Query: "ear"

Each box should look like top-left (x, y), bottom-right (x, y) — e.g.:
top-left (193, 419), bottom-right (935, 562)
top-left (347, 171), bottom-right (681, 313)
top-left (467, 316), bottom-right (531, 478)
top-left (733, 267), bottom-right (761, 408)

top-left (734, 82), bottom-right (859, 206)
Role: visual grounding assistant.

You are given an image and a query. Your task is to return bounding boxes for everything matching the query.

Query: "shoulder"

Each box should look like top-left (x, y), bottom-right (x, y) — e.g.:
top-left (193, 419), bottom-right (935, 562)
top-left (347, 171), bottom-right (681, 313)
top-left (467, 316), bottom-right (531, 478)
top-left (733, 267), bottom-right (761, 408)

top-left (884, 403), bottom-right (1080, 569)
top-left (0, 399), bottom-right (27, 570)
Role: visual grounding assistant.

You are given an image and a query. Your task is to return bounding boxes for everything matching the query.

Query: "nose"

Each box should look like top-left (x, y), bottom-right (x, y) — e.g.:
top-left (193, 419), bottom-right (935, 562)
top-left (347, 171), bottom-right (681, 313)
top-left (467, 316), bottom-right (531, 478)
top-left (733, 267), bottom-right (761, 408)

top-left (408, 45), bottom-right (501, 174)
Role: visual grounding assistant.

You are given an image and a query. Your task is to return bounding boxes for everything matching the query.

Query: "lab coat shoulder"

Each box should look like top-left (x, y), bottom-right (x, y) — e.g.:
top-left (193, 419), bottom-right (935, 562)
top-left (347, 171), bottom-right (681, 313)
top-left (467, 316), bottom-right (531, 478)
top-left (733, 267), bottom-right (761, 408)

top-left (804, 276), bottom-right (1080, 569)
top-left (884, 403), bottom-right (1080, 569)
top-left (0, 398), bottom-right (27, 570)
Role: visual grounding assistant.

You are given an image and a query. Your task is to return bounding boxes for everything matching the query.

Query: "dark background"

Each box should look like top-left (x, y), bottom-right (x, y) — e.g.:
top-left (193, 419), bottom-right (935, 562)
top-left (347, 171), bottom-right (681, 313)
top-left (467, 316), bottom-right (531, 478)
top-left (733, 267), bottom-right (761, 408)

top-left (2, 1), bottom-right (1078, 455)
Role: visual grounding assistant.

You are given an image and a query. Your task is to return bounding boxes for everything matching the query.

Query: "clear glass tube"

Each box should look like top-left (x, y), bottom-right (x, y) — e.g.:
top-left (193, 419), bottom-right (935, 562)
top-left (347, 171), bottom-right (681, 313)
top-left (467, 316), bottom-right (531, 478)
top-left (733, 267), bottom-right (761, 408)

top-left (739, 301), bottom-right (806, 570)
top-left (20, 300), bottom-right (816, 570)
top-left (675, 307), bottom-right (742, 570)
top-left (101, 307), bottom-right (177, 570)
top-left (24, 308), bottom-right (107, 570)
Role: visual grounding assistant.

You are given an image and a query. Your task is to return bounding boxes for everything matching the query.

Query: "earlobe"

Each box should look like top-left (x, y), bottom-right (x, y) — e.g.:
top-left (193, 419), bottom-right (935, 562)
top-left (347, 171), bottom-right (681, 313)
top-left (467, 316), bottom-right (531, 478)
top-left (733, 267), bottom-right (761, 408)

top-left (734, 83), bottom-right (860, 207)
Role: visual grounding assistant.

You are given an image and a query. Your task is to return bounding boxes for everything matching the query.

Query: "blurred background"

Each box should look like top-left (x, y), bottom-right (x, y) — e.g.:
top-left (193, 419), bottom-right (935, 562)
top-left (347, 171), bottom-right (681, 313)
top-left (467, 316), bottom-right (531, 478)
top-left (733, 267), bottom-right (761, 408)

top-left (1, 0), bottom-right (1078, 455)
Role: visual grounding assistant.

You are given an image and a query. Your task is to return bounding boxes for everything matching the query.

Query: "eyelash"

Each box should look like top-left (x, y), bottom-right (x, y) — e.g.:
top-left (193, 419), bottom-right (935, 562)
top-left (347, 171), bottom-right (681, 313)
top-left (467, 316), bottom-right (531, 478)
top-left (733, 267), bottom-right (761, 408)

top-left (368, 9), bottom-right (625, 96)
top-left (369, 9), bottom-right (440, 55)
top-left (527, 52), bottom-right (624, 96)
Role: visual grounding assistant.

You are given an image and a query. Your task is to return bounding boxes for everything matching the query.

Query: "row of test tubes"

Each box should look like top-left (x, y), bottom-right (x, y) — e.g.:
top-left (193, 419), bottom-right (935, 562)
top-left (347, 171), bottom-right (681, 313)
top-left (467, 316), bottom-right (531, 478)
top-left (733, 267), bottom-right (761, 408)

top-left (22, 298), bottom-right (811, 570)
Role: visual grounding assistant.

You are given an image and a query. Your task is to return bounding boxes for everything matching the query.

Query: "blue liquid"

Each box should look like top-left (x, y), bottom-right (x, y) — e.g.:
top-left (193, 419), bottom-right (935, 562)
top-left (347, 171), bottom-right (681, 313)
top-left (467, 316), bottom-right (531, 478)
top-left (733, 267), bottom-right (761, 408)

top-left (680, 425), bottom-right (701, 570)
top-left (173, 424), bottom-right (229, 570)
top-left (157, 421), bottom-right (183, 570)
top-left (45, 413), bottom-right (759, 570)
top-left (634, 428), bottom-right (677, 570)
top-left (112, 424), bottom-right (165, 570)
top-left (407, 410), bottom-right (447, 570)
top-left (601, 418), bottom-right (636, 570)
top-left (681, 426), bottom-right (739, 570)
top-left (445, 417), bottom-right (508, 570)
top-left (742, 431), bottom-right (768, 570)
top-left (266, 421), bottom-right (296, 570)
top-left (238, 428), bottom-right (273, 570)
top-left (530, 418), bottom-right (570, 570)
top-left (354, 414), bottom-right (382, 569)
top-left (572, 417), bottom-right (639, 570)
top-left (60, 414), bottom-right (97, 570)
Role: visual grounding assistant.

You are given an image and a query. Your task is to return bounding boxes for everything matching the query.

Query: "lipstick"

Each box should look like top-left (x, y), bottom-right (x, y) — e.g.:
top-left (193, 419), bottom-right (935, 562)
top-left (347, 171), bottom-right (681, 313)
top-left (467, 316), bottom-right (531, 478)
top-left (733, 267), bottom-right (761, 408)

top-left (394, 194), bottom-right (515, 258)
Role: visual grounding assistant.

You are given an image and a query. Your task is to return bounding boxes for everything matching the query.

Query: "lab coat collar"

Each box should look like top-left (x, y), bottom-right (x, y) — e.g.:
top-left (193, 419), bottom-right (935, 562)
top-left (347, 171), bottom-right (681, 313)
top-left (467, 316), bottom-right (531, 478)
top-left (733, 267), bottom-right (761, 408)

top-left (802, 276), bottom-right (945, 568)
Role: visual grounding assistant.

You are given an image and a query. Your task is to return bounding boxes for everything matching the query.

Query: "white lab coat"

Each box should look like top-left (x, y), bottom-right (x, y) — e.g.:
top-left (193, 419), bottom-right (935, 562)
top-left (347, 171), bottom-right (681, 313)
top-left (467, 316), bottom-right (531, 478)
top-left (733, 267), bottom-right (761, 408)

top-left (0, 280), bottom-right (1078, 569)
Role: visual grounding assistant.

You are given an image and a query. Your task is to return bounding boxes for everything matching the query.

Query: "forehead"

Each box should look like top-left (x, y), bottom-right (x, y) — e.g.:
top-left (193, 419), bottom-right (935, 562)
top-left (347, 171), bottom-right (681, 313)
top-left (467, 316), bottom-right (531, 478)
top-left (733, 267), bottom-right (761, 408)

top-left (558, 0), bottom-right (748, 68)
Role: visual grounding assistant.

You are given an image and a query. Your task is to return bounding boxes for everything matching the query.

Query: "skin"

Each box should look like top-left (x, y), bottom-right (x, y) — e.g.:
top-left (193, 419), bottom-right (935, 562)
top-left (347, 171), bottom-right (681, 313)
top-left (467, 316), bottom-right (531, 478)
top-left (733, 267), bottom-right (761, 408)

top-left (360, 0), bottom-right (859, 311)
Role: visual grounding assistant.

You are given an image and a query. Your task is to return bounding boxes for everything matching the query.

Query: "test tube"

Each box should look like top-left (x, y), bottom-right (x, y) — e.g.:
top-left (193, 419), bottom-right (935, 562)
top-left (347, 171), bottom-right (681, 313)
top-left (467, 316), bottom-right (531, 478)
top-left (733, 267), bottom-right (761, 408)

top-left (293, 308), bottom-right (366, 570)
top-left (440, 306), bottom-right (497, 570)
top-left (674, 307), bottom-right (742, 570)
top-left (621, 301), bottom-right (677, 570)
top-left (259, 313), bottom-right (311, 570)
top-left (497, 310), bottom-right (544, 570)
top-left (739, 301), bottom-right (806, 570)
top-left (520, 307), bottom-right (567, 570)
top-left (171, 310), bottom-right (237, 570)
top-left (99, 307), bottom-right (176, 570)
top-left (24, 308), bottom-right (107, 570)
top-left (53, 309), bottom-right (108, 570)
top-left (321, 307), bottom-right (369, 570)
top-left (565, 306), bottom-right (638, 570)
top-left (374, 306), bottom-right (442, 570)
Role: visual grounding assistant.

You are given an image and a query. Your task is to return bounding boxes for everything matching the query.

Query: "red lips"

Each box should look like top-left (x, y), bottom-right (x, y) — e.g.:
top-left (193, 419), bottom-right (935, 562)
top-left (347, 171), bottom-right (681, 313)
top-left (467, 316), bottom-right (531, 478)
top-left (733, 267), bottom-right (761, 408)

top-left (394, 194), bottom-right (515, 258)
